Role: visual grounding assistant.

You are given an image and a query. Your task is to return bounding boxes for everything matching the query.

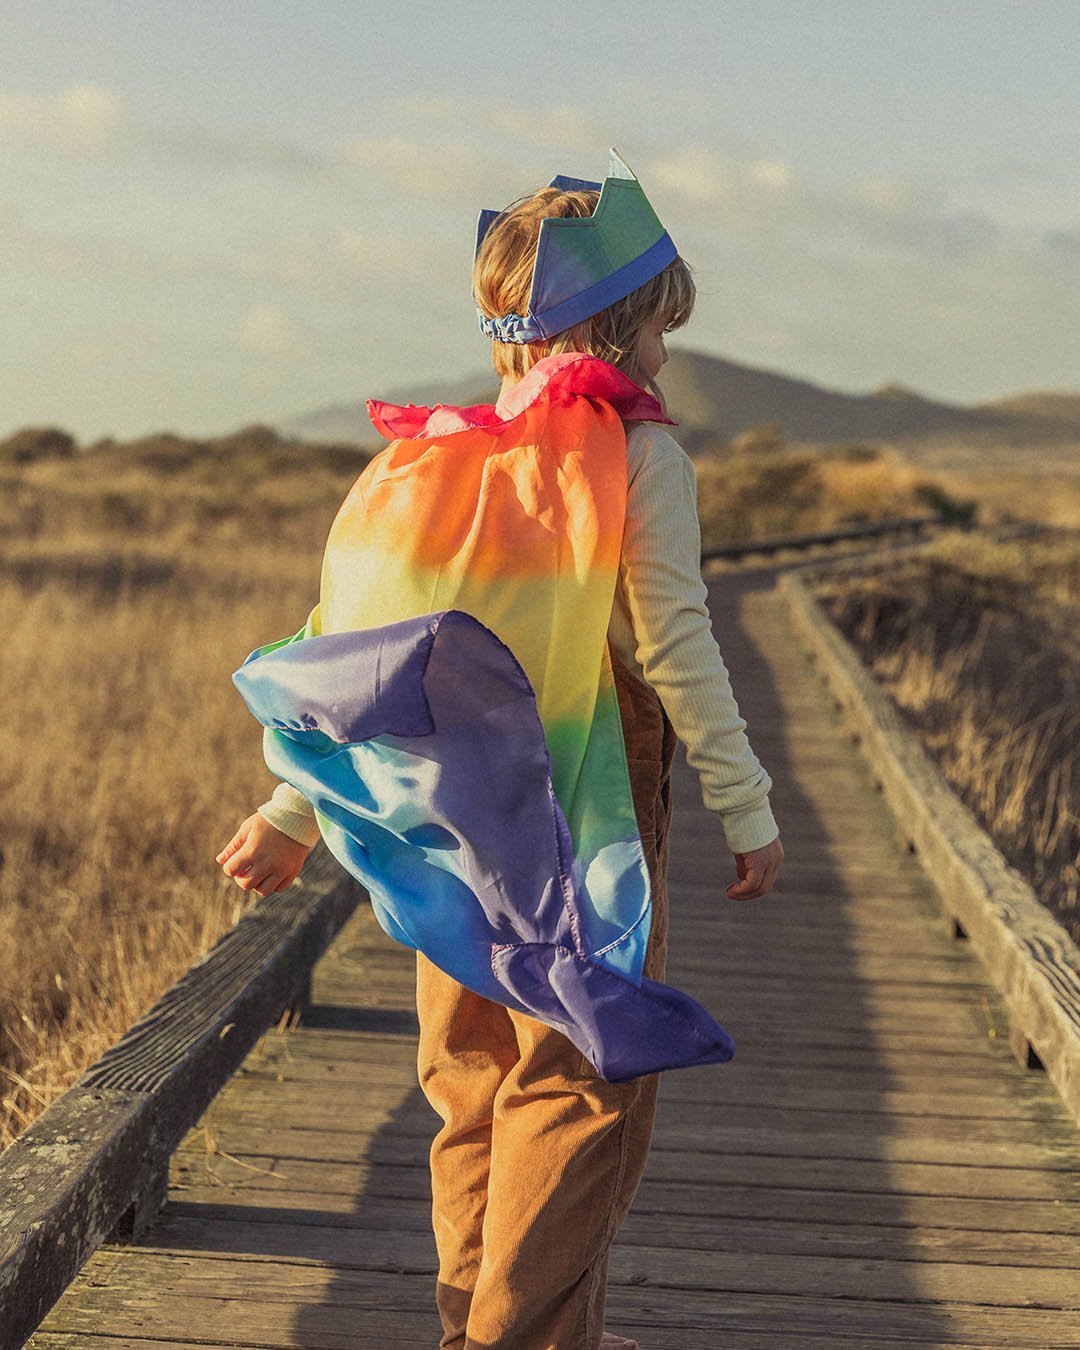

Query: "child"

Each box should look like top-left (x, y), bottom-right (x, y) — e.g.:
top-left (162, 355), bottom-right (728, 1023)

top-left (218, 150), bottom-right (783, 1350)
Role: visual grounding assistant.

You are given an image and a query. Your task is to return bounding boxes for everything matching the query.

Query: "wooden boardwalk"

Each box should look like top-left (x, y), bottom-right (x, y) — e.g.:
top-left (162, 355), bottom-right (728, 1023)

top-left (31, 568), bottom-right (1080, 1349)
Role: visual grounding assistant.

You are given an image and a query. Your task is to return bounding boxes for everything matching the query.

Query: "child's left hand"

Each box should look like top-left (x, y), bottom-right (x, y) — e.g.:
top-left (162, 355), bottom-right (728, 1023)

top-left (726, 835), bottom-right (784, 901)
top-left (216, 813), bottom-right (313, 896)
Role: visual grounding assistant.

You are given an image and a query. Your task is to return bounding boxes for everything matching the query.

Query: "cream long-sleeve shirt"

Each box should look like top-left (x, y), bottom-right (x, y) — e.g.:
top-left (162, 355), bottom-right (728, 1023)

top-left (257, 421), bottom-right (778, 855)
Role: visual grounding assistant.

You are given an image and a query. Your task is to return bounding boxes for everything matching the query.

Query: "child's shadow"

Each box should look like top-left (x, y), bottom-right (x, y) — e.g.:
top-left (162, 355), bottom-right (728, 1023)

top-left (600, 565), bottom-right (952, 1346)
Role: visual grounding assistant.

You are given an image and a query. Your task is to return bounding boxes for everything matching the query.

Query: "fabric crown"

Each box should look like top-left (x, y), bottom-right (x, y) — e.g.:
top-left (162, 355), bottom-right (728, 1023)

top-left (475, 148), bottom-right (678, 345)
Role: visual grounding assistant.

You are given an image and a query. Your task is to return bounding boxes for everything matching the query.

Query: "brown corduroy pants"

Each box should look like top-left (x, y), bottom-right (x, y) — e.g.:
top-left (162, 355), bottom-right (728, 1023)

top-left (415, 652), bottom-right (677, 1350)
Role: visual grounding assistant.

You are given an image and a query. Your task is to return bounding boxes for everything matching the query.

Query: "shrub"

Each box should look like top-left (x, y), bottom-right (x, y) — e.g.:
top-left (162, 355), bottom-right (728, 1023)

top-left (0, 427), bottom-right (77, 465)
top-left (914, 481), bottom-right (978, 525)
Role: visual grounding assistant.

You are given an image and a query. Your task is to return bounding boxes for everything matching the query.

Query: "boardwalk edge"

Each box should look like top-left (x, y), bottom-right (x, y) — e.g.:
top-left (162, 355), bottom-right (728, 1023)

top-left (0, 846), bottom-right (361, 1348)
top-left (777, 563), bottom-right (1080, 1128)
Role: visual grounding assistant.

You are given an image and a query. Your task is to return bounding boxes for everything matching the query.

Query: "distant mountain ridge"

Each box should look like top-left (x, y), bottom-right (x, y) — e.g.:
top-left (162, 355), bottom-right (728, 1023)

top-left (281, 375), bottom-right (499, 447)
top-left (979, 391), bottom-right (1080, 423)
top-left (276, 349), bottom-right (1080, 462)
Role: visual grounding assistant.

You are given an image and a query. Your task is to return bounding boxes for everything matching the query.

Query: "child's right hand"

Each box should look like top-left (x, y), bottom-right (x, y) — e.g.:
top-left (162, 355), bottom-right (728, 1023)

top-left (216, 813), bottom-right (313, 896)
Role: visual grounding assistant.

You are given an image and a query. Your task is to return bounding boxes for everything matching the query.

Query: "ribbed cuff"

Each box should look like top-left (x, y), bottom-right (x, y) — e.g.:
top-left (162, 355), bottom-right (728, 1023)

top-left (715, 798), bottom-right (780, 855)
top-left (256, 801), bottom-right (322, 848)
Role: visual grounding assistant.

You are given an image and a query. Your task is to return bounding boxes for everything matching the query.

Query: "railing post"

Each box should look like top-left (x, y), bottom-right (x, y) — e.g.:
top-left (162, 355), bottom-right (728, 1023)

top-left (110, 1149), bottom-right (170, 1242)
top-left (286, 971), bottom-right (313, 1025)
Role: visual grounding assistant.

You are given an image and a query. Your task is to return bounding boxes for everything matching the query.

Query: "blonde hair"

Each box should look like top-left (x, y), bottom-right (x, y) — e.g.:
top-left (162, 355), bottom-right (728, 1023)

top-left (473, 186), bottom-right (695, 383)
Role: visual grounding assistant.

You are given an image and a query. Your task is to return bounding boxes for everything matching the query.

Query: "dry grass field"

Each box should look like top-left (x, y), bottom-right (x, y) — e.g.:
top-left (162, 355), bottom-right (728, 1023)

top-left (0, 426), bottom-right (369, 1149)
top-left (1, 420), bottom-right (1077, 1149)
top-left (694, 438), bottom-right (974, 550)
top-left (815, 530), bottom-right (1080, 946)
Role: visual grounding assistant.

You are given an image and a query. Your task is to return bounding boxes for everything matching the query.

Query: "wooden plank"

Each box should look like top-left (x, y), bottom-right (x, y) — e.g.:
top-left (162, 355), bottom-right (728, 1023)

top-left (322, 911), bottom-right (968, 955)
top-left (157, 1184), bottom-right (1080, 1241)
top-left (303, 983), bottom-right (1010, 1036)
top-left (169, 1136), bottom-right (1076, 1202)
top-left (191, 1058), bottom-right (1075, 1139)
top-left (164, 1176), bottom-right (1080, 1237)
top-left (701, 514), bottom-right (939, 561)
top-left (678, 869), bottom-right (942, 899)
top-left (199, 1072), bottom-right (1062, 1124)
top-left (207, 1095), bottom-right (1072, 1153)
top-left (30, 1333), bottom-right (436, 1350)
top-left (318, 936), bottom-right (998, 984)
top-left (173, 1110), bottom-right (1080, 1173)
top-left (684, 1025), bottom-right (1015, 1060)
top-left (605, 1286), bottom-right (1080, 1347)
top-left (35, 1247), bottom-right (1080, 1330)
top-left (126, 1205), bottom-right (1080, 1271)
top-left (247, 998), bottom-right (1009, 1051)
top-left (18, 1331), bottom-right (988, 1350)
top-left (20, 1328), bottom-right (1070, 1350)
top-left (27, 1285), bottom-right (1080, 1350)
top-left (239, 1024), bottom-right (1028, 1084)
top-left (266, 1025), bottom-right (1022, 1086)
top-left (241, 1023), bottom-right (1036, 1084)
top-left (662, 901), bottom-right (955, 933)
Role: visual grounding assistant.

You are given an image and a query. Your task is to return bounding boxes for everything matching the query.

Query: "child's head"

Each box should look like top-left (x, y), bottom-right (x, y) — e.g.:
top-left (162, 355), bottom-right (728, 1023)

top-left (473, 182), bottom-right (695, 388)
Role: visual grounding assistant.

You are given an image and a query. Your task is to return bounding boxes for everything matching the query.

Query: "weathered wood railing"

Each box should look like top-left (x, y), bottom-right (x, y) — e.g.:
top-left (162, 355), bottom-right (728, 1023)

top-left (701, 512), bottom-right (944, 562)
top-left (0, 846), bottom-right (360, 1348)
top-left (778, 547), bottom-right (1080, 1126)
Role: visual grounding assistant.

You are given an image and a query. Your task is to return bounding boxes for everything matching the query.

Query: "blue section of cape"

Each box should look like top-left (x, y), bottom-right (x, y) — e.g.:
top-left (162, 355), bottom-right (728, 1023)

top-left (233, 609), bottom-right (735, 1081)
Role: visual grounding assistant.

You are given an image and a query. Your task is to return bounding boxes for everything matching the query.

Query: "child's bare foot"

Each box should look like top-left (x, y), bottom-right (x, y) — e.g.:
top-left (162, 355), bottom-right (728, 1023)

top-left (601, 1335), bottom-right (639, 1349)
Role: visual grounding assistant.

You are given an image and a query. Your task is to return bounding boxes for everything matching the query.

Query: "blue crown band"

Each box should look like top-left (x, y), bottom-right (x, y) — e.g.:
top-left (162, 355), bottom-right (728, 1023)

top-left (478, 231), bottom-right (678, 345)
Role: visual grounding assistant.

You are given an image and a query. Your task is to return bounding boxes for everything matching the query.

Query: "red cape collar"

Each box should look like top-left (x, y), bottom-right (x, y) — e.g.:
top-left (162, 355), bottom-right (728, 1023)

top-left (366, 353), bottom-right (675, 441)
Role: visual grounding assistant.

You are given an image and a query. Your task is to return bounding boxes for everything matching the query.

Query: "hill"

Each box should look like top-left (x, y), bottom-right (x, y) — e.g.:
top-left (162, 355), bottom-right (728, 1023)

top-left (281, 376), bottom-right (499, 446)
top-left (976, 391), bottom-right (1080, 424)
top-left (277, 349), bottom-right (1080, 469)
top-left (657, 352), bottom-right (992, 449)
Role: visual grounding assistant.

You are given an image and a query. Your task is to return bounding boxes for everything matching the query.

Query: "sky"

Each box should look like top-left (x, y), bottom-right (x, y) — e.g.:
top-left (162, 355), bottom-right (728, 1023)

top-left (1, 0), bottom-right (1078, 442)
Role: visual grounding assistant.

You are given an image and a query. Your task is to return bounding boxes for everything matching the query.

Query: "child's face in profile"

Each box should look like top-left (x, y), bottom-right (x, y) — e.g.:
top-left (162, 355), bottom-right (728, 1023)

top-left (632, 316), bottom-right (671, 387)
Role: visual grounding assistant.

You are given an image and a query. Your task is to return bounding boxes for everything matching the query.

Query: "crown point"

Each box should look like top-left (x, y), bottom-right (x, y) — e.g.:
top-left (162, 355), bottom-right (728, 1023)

top-left (607, 147), bottom-right (636, 181)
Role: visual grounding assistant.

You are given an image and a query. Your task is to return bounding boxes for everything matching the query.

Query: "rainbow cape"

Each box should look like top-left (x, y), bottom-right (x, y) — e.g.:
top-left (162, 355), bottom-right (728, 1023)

top-left (233, 354), bottom-right (734, 1080)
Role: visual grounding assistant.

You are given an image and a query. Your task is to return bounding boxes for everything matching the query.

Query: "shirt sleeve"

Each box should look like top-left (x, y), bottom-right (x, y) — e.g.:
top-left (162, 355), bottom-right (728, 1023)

top-left (620, 425), bottom-right (779, 853)
top-left (257, 780), bottom-right (321, 847)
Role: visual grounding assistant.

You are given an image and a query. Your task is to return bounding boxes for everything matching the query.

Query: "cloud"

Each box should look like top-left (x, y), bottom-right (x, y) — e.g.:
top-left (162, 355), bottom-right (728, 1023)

top-left (1043, 228), bottom-right (1080, 262)
top-left (356, 98), bottom-right (620, 192)
top-left (336, 228), bottom-right (419, 274)
top-left (854, 174), bottom-right (926, 214)
top-left (0, 81), bottom-right (322, 176)
top-left (748, 158), bottom-right (796, 191)
top-left (153, 124), bottom-right (321, 174)
top-left (483, 105), bottom-right (612, 158)
top-left (0, 83), bottom-right (129, 150)
top-left (649, 144), bottom-right (798, 211)
top-left (648, 142), bottom-right (1000, 264)
top-left (236, 304), bottom-right (298, 355)
top-left (383, 96), bottom-right (606, 150)
top-left (336, 134), bottom-right (497, 201)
